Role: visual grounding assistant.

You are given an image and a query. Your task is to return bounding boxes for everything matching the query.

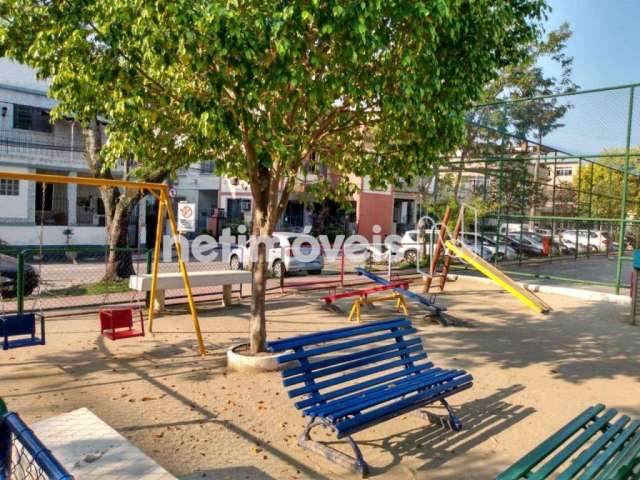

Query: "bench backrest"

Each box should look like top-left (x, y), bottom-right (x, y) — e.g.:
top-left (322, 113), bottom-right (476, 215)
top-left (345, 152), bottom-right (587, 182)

top-left (0, 314), bottom-right (35, 337)
top-left (498, 404), bottom-right (640, 480)
top-left (100, 309), bottom-right (133, 330)
top-left (268, 318), bottom-right (428, 410)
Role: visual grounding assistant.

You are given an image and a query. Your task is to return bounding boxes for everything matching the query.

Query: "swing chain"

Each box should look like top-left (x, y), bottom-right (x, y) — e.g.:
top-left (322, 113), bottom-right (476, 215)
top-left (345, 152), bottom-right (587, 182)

top-left (34, 182), bottom-right (46, 316)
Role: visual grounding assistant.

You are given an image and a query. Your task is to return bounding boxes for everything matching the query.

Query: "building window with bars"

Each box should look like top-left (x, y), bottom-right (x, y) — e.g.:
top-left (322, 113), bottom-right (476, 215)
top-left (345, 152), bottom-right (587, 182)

top-left (199, 161), bottom-right (215, 174)
top-left (556, 167), bottom-right (573, 176)
top-left (0, 179), bottom-right (19, 196)
top-left (12, 104), bottom-right (53, 133)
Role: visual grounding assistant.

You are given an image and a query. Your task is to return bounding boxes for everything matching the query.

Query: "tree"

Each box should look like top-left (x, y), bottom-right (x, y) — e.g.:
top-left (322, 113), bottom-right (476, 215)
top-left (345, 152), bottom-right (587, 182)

top-left (573, 149), bottom-right (640, 219)
top-left (0, 33), bottom-right (176, 281)
top-left (453, 22), bottom-right (578, 210)
top-left (83, 120), bottom-right (171, 280)
top-left (0, 0), bottom-right (547, 353)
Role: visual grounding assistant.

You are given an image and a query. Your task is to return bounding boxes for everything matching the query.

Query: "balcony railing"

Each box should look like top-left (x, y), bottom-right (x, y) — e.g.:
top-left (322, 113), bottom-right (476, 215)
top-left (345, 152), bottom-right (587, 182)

top-left (0, 128), bottom-right (85, 152)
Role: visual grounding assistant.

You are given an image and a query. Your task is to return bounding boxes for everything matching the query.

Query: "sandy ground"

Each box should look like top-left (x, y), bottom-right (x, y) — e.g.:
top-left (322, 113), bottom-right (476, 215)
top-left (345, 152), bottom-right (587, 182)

top-left (2, 277), bottom-right (640, 479)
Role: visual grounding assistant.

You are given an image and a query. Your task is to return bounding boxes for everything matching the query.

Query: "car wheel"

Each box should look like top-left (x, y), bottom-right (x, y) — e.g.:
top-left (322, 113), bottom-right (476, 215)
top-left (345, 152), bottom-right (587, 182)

top-left (272, 259), bottom-right (286, 278)
top-left (403, 249), bottom-right (417, 263)
top-left (229, 255), bottom-right (242, 270)
top-left (308, 269), bottom-right (322, 275)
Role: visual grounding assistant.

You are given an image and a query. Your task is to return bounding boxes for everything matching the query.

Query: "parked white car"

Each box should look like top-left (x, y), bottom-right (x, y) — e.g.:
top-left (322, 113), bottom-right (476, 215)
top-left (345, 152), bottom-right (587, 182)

top-left (229, 232), bottom-right (324, 276)
top-left (559, 230), bottom-right (609, 252)
top-left (397, 229), bottom-right (436, 262)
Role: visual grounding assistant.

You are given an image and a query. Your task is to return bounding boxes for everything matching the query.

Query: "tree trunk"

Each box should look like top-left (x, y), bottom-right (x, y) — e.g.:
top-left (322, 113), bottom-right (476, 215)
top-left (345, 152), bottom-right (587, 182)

top-left (452, 150), bottom-right (468, 202)
top-left (249, 226), bottom-right (268, 354)
top-left (311, 201), bottom-right (331, 236)
top-left (104, 200), bottom-right (137, 281)
top-left (247, 174), bottom-right (293, 354)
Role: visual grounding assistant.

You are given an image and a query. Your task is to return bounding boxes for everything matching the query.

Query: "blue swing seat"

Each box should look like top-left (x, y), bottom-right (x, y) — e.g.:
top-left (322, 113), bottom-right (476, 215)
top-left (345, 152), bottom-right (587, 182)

top-left (1, 313), bottom-right (45, 350)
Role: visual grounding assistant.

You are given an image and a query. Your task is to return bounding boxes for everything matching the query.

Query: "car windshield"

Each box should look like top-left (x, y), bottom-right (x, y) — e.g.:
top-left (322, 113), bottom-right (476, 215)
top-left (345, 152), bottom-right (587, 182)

top-left (286, 236), bottom-right (313, 248)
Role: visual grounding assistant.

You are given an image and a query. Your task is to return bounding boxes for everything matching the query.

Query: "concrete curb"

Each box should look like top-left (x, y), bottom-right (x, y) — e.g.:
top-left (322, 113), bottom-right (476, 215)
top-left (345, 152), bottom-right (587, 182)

top-left (456, 274), bottom-right (631, 306)
top-left (227, 343), bottom-right (294, 372)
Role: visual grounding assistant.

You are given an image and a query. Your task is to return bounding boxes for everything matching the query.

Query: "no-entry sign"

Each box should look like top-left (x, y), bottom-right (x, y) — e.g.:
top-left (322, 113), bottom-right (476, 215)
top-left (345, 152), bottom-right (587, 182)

top-left (177, 202), bottom-right (196, 232)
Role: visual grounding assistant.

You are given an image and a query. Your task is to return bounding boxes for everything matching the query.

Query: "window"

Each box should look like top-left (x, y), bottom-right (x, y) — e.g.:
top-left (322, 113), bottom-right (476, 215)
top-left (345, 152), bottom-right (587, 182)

top-left (13, 104), bottom-right (53, 133)
top-left (0, 179), bottom-right (19, 196)
top-left (199, 161), bottom-right (215, 174)
top-left (556, 167), bottom-right (572, 176)
top-left (227, 199), bottom-right (251, 220)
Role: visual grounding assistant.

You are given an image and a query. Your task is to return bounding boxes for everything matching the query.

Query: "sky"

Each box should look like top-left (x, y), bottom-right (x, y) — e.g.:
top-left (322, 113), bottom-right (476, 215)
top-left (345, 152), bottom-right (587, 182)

top-left (543, 0), bottom-right (640, 90)
top-left (531, 0), bottom-right (640, 155)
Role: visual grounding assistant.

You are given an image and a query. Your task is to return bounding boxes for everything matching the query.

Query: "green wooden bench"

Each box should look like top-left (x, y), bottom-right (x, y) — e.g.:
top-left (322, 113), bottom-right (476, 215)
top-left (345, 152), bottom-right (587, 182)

top-left (497, 404), bottom-right (640, 479)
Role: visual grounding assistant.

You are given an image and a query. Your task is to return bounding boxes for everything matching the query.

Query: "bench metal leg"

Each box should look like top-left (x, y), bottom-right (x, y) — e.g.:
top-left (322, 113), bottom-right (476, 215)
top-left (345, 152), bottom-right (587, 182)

top-left (298, 418), bottom-right (369, 477)
top-left (413, 399), bottom-right (462, 431)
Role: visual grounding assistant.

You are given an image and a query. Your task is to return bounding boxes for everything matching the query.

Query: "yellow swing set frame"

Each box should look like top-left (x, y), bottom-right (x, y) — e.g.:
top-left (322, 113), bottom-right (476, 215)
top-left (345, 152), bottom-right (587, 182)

top-left (0, 171), bottom-right (207, 355)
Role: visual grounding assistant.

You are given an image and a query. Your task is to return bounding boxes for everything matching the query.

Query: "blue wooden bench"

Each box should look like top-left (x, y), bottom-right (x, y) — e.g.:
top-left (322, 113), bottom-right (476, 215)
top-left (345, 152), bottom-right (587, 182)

top-left (497, 404), bottom-right (640, 480)
top-left (267, 318), bottom-right (473, 476)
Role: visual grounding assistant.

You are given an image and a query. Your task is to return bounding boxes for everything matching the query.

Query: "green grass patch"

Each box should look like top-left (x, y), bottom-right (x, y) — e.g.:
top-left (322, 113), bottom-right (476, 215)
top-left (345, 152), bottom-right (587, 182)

top-left (45, 279), bottom-right (132, 297)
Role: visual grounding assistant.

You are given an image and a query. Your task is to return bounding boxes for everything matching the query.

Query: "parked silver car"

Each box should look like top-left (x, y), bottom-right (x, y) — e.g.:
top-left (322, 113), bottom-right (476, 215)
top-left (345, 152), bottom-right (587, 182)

top-left (229, 232), bottom-right (324, 276)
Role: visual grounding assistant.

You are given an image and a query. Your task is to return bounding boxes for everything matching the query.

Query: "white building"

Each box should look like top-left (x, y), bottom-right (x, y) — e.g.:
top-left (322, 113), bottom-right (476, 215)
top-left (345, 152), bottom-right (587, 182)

top-left (0, 58), bottom-right (226, 247)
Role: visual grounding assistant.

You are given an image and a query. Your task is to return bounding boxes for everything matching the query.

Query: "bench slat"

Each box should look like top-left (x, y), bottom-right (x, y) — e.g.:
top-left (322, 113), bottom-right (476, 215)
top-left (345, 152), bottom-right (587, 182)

top-left (307, 366), bottom-right (449, 418)
top-left (597, 429), bottom-right (640, 479)
top-left (335, 375), bottom-right (473, 436)
top-left (281, 337), bottom-right (422, 378)
top-left (278, 328), bottom-right (417, 364)
top-left (326, 369), bottom-right (467, 421)
top-left (268, 318), bottom-right (411, 352)
top-left (579, 420), bottom-right (640, 480)
top-left (283, 341), bottom-right (423, 387)
top-left (337, 382), bottom-right (473, 438)
top-left (557, 416), bottom-right (630, 480)
top-left (528, 408), bottom-right (618, 480)
top-left (295, 361), bottom-right (435, 410)
top-left (496, 404), bottom-right (606, 480)
top-left (303, 365), bottom-right (445, 417)
top-left (288, 351), bottom-right (427, 398)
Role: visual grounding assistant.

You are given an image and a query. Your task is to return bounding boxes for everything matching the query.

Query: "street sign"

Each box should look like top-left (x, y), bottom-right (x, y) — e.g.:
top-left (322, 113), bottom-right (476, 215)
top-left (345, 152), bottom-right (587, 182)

top-left (177, 202), bottom-right (196, 232)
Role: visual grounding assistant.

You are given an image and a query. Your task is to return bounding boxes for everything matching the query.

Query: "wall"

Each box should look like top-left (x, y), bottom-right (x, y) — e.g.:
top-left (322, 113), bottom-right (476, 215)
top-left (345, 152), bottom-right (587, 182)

top-left (356, 191), bottom-right (394, 240)
top-left (219, 176), bottom-right (252, 219)
top-left (0, 225), bottom-right (107, 246)
top-left (0, 165), bottom-right (31, 223)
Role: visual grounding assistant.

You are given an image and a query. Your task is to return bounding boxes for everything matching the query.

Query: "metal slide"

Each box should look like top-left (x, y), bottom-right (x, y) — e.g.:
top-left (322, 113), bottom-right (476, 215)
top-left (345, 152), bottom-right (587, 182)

top-left (445, 240), bottom-right (551, 314)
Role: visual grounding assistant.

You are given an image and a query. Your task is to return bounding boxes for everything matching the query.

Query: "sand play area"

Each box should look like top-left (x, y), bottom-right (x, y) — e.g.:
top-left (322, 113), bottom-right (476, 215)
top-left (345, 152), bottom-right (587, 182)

top-left (2, 277), bottom-right (639, 479)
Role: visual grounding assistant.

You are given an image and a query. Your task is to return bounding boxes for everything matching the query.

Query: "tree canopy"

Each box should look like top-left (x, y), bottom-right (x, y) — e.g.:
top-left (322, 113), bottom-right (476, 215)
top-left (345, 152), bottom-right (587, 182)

top-left (0, 0), bottom-right (548, 352)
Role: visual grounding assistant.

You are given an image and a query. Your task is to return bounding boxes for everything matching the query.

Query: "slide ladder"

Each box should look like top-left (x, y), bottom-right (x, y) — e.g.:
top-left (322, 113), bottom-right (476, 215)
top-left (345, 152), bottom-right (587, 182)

top-left (445, 240), bottom-right (551, 314)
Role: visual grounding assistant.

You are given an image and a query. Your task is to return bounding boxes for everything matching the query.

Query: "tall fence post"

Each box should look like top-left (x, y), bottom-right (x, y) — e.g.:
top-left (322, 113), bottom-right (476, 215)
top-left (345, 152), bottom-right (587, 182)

top-left (16, 251), bottom-right (25, 315)
top-left (615, 86), bottom-right (635, 295)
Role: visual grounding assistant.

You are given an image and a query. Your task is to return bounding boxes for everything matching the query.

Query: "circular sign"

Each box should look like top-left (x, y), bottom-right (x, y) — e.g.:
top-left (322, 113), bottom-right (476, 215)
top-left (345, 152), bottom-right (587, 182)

top-left (179, 204), bottom-right (193, 218)
top-left (168, 187), bottom-right (177, 198)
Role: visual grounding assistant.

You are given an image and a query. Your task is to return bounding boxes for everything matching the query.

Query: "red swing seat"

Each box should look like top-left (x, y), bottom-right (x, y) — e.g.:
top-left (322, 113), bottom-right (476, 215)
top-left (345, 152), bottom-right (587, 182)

top-left (99, 308), bottom-right (145, 340)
